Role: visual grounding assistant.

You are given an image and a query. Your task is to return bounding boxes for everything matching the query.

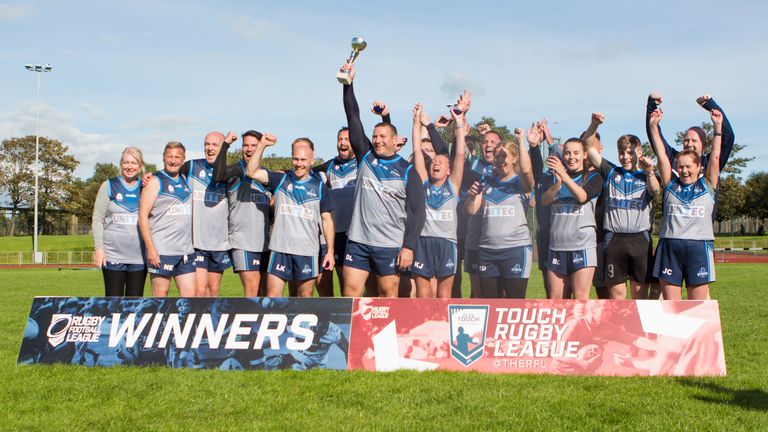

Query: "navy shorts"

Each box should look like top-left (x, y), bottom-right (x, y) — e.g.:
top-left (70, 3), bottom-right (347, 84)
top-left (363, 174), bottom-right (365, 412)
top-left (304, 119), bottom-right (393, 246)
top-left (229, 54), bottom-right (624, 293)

top-left (268, 251), bottom-right (318, 281)
top-left (465, 247), bottom-right (480, 275)
top-left (412, 237), bottom-right (457, 278)
top-left (230, 249), bottom-right (270, 272)
top-left (104, 262), bottom-right (145, 272)
top-left (548, 248), bottom-right (597, 276)
top-left (344, 240), bottom-right (399, 276)
top-left (147, 254), bottom-right (196, 277)
top-left (478, 245), bottom-right (532, 279)
top-left (333, 232), bottom-right (349, 267)
top-left (318, 244), bottom-right (332, 272)
top-left (193, 249), bottom-right (232, 272)
top-left (653, 239), bottom-right (715, 286)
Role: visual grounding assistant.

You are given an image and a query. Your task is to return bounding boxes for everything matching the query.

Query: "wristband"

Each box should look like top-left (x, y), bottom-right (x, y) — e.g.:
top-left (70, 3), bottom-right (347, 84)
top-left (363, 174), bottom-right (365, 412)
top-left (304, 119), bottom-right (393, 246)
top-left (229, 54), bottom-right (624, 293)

top-left (713, 132), bottom-right (722, 136)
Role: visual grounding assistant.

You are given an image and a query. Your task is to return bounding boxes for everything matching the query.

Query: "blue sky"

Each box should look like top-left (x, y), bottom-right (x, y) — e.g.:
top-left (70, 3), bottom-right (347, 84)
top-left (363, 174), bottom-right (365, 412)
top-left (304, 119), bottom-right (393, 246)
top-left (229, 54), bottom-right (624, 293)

top-left (1, 0), bottom-right (766, 179)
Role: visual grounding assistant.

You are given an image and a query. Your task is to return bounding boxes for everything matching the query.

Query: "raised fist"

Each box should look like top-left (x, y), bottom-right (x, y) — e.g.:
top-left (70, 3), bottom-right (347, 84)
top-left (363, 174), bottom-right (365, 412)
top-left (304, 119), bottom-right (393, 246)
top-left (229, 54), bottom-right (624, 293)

top-left (371, 101), bottom-right (389, 116)
top-left (649, 109), bottom-right (663, 126)
top-left (710, 108), bottom-right (723, 127)
top-left (225, 131), bottom-right (238, 144)
top-left (638, 156), bottom-right (655, 171)
top-left (696, 94), bottom-right (711, 107)
top-left (261, 133), bottom-right (277, 146)
top-left (477, 123), bottom-right (491, 135)
top-left (591, 112), bottom-right (605, 125)
top-left (649, 92), bottom-right (663, 106)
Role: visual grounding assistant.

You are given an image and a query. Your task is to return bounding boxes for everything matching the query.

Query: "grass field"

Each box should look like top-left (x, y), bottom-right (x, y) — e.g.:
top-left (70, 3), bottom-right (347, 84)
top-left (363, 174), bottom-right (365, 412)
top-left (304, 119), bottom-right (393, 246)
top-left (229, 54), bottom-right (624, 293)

top-left (2, 264), bottom-right (767, 431)
top-left (2, 234), bottom-right (767, 253)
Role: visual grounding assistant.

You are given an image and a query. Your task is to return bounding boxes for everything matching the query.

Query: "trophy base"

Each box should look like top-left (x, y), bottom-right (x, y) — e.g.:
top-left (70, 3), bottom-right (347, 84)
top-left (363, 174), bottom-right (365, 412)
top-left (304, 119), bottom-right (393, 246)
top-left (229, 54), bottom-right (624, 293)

top-left (336, 72), bottom-right (352, 85)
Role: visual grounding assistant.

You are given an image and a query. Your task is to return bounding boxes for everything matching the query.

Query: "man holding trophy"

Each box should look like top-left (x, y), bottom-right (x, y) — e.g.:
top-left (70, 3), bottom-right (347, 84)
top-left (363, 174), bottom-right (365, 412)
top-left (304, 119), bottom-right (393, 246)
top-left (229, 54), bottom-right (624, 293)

top-left (336, 37), bottom-right (427, 298)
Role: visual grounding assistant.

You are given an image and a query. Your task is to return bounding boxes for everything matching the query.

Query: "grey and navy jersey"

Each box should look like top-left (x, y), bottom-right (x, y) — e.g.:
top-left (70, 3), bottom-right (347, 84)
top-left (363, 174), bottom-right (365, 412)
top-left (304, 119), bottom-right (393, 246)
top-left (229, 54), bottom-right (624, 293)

top-left (102, 177), bottom-right (144, 264)
top-left (659, 176), bottom-right (715, 240)
top-left (598, 159), bottom-right (654, 233)
top-left (227, 160), bottom-right (272, 252)
top-left (479, 176), bottom-right (531, 249)
top-left (324, 157), bottom-right (357, 233)
top-left (548, 171), bottom-right (603, 251)
top-left (149, 171), bottom-right (194, 256)
top-left (421, 180), bottom-right (458, 242)
top-left (187, 159), bottom-right (229, 251)
top-left (266, 170), bottom-right (333, 256)
top-left (348, 150), bottom-right (413, 248)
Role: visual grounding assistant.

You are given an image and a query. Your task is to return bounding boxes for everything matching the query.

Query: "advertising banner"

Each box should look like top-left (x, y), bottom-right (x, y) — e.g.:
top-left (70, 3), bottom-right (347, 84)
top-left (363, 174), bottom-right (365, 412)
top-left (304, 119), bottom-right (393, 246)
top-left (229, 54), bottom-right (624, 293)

top-left (348, 298), bottom-right (726, 376)
top-left (19, 297), bottom-right (352, 370)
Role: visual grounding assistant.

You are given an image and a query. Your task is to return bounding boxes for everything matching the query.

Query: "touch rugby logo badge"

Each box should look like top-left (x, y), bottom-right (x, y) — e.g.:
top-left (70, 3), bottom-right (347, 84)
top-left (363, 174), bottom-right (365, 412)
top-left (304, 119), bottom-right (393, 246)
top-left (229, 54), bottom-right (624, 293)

top-left (448, 305), bottom-right (489, 367)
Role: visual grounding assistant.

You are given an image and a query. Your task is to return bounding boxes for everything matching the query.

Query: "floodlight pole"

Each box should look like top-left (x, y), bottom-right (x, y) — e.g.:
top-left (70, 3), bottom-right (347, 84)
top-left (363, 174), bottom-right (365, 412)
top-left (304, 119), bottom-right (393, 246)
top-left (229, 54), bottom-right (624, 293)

top-left (25, 64), bottom-right (53, 264)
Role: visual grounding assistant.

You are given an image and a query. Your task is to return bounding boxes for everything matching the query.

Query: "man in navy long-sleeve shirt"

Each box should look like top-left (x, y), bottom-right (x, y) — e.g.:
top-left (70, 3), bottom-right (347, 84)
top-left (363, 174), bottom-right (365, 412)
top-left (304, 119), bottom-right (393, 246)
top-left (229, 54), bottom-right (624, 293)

top-left (340, 62), bottom-right (426, 298)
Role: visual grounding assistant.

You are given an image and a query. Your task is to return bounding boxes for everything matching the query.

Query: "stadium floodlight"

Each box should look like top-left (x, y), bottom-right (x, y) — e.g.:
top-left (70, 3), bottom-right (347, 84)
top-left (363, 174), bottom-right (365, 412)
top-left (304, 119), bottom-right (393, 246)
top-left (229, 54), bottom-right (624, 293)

top-left (24, 63), bottom-right (54, 264)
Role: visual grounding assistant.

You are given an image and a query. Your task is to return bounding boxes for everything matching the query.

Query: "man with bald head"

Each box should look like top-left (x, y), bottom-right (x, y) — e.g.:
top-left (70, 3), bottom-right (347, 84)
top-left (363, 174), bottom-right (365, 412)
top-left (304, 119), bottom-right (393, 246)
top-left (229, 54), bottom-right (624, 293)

top-left (177, 131), bottom-right (234, 296)
top-left (246, 135), bottom-right (335, 297)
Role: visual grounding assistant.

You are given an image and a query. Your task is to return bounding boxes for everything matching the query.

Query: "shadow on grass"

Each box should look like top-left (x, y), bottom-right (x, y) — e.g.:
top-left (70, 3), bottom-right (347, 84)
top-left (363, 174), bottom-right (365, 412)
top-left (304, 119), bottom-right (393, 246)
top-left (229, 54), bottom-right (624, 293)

top-left (677, 379), bottom-right (768, 412)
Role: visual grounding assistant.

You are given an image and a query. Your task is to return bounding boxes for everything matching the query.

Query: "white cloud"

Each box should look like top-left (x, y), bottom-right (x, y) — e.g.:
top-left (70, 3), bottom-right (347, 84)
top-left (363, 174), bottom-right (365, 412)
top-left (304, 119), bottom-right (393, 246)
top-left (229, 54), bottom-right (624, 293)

top-left (0, 4), bottom-right (34, 20)
top-left (440, 72), bottom-right (486, 97)
top-left (220, 15), bottom-right (273, 41)
top-left (0, 102), bottom-right (125, 178)
top-left (101, 33), bottom-right (122, 45)
top-left (78, 102), bottom-right (107, 120)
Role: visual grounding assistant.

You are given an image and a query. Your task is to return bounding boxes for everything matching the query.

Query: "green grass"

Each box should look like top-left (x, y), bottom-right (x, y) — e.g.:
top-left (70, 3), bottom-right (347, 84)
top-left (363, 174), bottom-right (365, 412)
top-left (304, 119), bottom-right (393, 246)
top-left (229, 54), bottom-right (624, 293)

top-left (2, 265), bottom-right (767, 430)
top-left (0, 235), bottom-right (93, 252)
top-left (1, 234), bottom-right (767, 253)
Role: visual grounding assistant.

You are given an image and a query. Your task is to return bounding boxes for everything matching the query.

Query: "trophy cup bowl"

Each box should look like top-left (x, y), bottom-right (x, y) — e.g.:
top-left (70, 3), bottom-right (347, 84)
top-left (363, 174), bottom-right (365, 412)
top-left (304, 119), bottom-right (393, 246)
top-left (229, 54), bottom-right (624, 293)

top-left (336, 37), bottom-right (367, 85)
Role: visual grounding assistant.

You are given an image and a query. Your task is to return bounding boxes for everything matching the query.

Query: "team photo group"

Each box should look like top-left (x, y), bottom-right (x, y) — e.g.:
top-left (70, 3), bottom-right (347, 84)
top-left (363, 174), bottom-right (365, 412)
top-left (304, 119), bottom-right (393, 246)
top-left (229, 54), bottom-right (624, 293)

top-left (92, 61), bottom-right (734, 303)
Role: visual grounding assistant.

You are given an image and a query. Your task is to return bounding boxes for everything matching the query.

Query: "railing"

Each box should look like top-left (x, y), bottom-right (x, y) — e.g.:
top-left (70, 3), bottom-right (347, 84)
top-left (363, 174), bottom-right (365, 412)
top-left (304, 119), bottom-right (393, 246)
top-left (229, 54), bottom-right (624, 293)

top-left (0, 251), bottom-right (94, 266)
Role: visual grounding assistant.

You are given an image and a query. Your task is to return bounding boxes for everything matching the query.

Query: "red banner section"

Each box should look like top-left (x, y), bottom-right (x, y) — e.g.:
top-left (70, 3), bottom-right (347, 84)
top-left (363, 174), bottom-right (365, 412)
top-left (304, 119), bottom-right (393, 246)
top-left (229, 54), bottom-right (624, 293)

top-left (349, 299), bottom-right (726, 376)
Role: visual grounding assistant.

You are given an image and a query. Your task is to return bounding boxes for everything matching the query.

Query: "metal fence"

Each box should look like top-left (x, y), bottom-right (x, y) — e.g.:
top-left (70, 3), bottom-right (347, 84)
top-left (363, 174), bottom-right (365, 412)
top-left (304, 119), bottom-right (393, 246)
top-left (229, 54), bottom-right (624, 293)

top-left (0, 251), bottom-right (93, 266)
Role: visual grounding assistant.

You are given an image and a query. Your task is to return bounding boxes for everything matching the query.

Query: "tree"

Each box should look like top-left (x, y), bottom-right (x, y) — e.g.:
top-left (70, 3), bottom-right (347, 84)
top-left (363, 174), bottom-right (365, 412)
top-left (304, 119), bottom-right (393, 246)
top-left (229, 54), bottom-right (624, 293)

top-left (64, 162), bottom-right (119, 221)
top-left (225, 150), bottom-right (322, 172)
top-left (714, 175), bottom-right (746, 222)
top-left (0, 137), bottom-right (34, 236)
top-left (674, 122), bottom-right (753, 177)
top-left (438, 115), bottom-right (514, 157)
top-left (743, 172), bottom-right (768, 220)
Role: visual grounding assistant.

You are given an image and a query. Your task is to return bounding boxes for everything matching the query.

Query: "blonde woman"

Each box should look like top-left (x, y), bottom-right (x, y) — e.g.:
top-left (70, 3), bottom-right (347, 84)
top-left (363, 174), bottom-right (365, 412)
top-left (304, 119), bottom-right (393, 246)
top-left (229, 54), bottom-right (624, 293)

top-left (92, 147), bottom-right (147, 296)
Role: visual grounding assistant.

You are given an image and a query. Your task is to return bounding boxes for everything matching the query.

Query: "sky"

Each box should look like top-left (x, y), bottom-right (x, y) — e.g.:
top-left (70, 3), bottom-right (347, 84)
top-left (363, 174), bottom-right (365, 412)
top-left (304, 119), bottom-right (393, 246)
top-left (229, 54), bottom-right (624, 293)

top-left (1, 0), bottom-right (766, 180)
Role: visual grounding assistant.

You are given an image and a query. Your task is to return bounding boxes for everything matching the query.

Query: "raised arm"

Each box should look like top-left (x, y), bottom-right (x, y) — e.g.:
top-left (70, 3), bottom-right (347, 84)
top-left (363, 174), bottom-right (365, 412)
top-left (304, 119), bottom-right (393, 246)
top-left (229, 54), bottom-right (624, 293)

top-left (527, 121), bottom-right (545, 184)
top-left (698, 95), bottom-right (734, 170)
top-left (212, 131), bottom-right (243, 182)
top-left (646, 92), bottom-right (677, 164)
top-left (648, 109), bottom-right (673, 186)
top-left (540, 118), bottom-right (554, 146)
top-left (515, 128), bottom-right (534, 193)
top-left (411, 104), bottom-right (428, 182)
top-left (706, 109), bottom-right (724, 189)
top-left (341, 63), bottom-right (370, 162)
top-left (583, 112), bottom-right (604, 168)
top-left (638, 156), bottom-right (660, 196)
top-left (244, 133), bottom-right (277, 184)
top-left (449, 110), bottom-right (467, 190)
top-left (138, 176), bottom-right (161, 268)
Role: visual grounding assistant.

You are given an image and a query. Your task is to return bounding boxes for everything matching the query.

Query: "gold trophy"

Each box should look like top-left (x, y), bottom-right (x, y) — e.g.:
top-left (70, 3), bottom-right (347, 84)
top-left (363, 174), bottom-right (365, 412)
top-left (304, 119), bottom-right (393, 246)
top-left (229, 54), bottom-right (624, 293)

top-left (336, 37), bottom-right (367, 85)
